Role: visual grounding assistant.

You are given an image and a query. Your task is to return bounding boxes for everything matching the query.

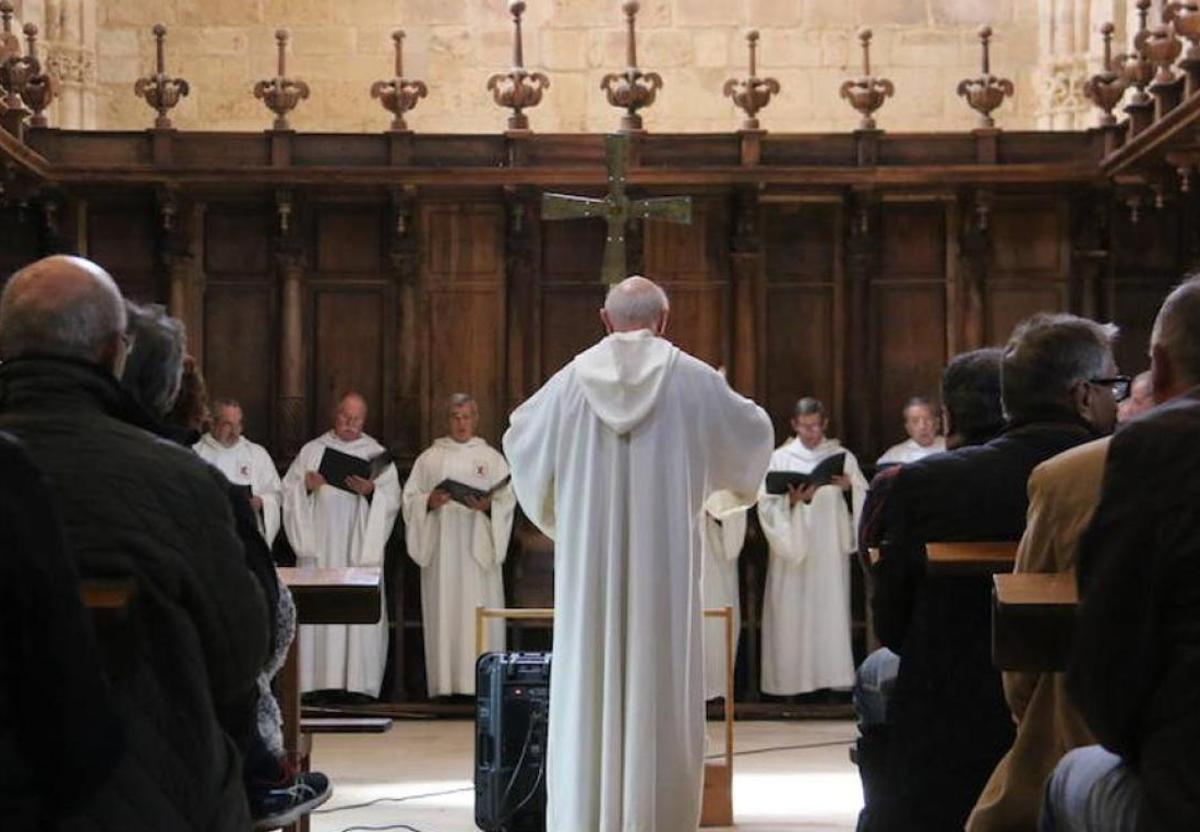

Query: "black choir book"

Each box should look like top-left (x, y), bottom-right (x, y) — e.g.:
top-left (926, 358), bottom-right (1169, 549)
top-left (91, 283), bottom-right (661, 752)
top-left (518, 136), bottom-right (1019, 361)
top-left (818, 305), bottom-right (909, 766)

top-left (435, 475), bottom-right (512, 507)
top-left (318, 447), bottom-right (394, 494)
top-left (764, 452), bottom-right (846, 495)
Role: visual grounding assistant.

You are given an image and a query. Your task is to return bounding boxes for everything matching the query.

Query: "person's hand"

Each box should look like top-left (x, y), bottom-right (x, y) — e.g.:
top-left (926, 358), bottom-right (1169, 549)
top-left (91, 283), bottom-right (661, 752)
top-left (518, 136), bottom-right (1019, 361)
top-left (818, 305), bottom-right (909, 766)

top-left (831, 474), bottom-right (851, 492)
top-left (464, 493), bottom-right (493, 513)
top-left (249, 494), bottom-right (264, 511)
top-left (427, 489), bottom-right (451, 511)
top-left (788, 483), bottom-right (817, 506)
top-left (304, 471), bottom-right (326, 493)
top-left (346, 475), bottom-right (375, 497)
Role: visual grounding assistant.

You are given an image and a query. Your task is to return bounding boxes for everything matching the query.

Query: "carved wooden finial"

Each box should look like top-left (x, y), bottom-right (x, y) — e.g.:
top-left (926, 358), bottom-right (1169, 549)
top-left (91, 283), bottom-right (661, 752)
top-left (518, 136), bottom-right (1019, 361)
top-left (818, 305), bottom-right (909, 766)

top-left (371, 30), bottom-right (428, 131)
top-left (253, 28), bottom-right (310, 131)
top-left (601, 0), bottom-right (662, 133)
top-left (1143, 23), bottom-right (1183, 85)
top-left (956, 25), bottom-right (1013, 128)
top-left (1084, 23), bottom-right (1130, 127)
top-left (486, 0), bottom-right (549, 132)
top-left (16, 23), bottom-right (55, 127)
top-left (134, 24), bottom-right (190, 129)
top-left (839, 28), bottom-right (893, 131)
top-left (723, 31), bottom-right (780, 131)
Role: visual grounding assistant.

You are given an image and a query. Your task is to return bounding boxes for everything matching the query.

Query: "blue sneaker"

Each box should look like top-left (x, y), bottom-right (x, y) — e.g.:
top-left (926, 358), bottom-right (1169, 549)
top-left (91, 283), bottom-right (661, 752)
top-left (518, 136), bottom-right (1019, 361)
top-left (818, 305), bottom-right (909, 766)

top-left (251, 771), bottom-right (332, 829)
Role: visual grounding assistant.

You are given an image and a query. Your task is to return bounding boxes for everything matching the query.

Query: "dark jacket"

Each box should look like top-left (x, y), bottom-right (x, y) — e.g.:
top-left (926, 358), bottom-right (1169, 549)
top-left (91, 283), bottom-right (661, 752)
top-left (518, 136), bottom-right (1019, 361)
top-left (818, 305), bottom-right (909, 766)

top-left (1070, 390), bottom-right (1200, 830)
top-left (0, 357), bottom-right (269, 832)
top-left (868, 420), bottom-right (1097, 831)
top-left (0, 433), bottom-right (124, 831)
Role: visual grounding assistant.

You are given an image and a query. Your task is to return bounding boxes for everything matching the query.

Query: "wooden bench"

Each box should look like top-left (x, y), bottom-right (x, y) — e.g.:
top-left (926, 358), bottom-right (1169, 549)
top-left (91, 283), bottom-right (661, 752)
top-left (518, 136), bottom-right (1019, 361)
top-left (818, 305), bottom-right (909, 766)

top-left (992, 572), bottom-right (1078, 672)
top-left (926, 541), bottom-right (1019, 575)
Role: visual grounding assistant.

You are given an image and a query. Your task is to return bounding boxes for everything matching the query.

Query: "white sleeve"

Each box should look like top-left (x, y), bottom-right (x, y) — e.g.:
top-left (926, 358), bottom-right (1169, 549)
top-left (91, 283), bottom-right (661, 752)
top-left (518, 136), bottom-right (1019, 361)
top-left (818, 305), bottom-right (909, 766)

top-left (356, 462), bottom-right (401, 568)
top-left (252, 445), bottom-right (283, 548)
top-left (503, 372), bottom-right (566, 540)
top-left (401, 451), bottom-right (439, 568)
top-left (281, 444), bottom-right (320, 566)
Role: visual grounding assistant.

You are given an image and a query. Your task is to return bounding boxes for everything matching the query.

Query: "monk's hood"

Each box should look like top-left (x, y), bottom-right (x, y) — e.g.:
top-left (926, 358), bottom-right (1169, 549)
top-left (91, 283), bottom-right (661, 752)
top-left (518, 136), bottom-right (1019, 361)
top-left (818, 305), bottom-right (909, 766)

top-left (574, 330), bottom-right (679, 435)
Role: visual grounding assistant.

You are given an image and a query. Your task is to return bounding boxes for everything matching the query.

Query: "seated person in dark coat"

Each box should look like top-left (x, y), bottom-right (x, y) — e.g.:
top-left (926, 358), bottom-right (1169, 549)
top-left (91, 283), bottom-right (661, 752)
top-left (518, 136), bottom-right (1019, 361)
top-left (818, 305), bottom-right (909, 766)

top-left (1045, 276), bottom-right (1200, 832)
top-left (0, 432), bottom-right (124, 830)
top-left (854, 347), bottom-right (1006, 828)
top-left (864, 313), bottom-right (1121, 831)
top-left (0, 255), bottom-right (269, 832)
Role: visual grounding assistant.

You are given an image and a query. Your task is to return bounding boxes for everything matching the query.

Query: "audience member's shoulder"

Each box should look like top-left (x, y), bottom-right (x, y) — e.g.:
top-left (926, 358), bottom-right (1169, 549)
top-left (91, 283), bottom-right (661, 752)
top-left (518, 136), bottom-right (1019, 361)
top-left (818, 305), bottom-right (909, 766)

top-left (1032, 436), bottom-right (1111, 483)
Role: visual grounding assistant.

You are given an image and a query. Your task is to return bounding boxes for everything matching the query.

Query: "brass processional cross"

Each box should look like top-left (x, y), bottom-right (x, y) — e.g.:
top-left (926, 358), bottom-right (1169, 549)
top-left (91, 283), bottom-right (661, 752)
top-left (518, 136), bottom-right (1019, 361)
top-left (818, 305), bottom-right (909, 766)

top-left (541, 133), bottom-right (692, 285)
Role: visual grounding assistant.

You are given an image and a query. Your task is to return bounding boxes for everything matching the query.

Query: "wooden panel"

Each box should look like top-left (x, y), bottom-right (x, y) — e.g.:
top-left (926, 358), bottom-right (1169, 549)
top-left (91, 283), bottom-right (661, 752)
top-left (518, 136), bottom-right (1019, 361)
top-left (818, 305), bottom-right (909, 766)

top-left (0, 207), bottom-right (41, 278)
top-left (540, 287), bottom-right (605, 379)
top-left (312, 290), bottom-right (386, 440)
top-left (985, 200), bottom-right (1070, 344)
top-left (203, 287), bottom-right (274, 443)
top-left (205, 207), bottom-right (270, 276)
top-left (764, 286), bottom-right (835, 441)
top-left (985, 285), bottom-right (1068, 345)
top-left (663, 286), bottom-right (725, 368)
top-left (881, 204), bottom-right (945, 278)
top-left (316, 208), bottom-right (382, 274)
top-left (87, 204), bottom-right (160, 302)
top-left (1110, 282), bottom-right (1169, 376)
top-left (764, 204), bottom-right (836, 283)
top-left (541, 215), bottom-right (607, 282)
top-left (428, 290), bottom-right (503, 440)
top-left (874, 285), bottom-right (947, 445)
top-left (424, 204), bottom-right (504, 281)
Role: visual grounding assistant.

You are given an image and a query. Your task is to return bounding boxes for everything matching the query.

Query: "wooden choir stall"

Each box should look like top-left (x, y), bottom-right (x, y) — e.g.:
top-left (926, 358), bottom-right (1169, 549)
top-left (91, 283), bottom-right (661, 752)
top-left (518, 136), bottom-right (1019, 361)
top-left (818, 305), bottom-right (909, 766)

top-left (4, 3), bottom-right (1198, 712)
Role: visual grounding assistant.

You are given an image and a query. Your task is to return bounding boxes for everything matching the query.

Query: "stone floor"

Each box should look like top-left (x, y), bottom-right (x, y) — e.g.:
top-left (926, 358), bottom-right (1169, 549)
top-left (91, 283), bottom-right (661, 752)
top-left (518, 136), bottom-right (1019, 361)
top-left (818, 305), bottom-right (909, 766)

top-left (309, 719), bottom-right (862, 832)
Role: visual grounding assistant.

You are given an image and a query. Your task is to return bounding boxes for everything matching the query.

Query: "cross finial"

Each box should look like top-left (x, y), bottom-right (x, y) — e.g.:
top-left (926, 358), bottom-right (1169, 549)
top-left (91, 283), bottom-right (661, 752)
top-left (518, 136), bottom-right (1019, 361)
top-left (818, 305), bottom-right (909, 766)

top-left (134, 24), bottom-right (189, 129)
top-left (486, 0), bottom-right (549, 132)
top-left (955, 24), bottom-right (1013, 128)
top-left (253, 28), bottom-right (310, 130)
top-left (723, 30), bottom-right (780, 131)
top-left (839, 28), bottom-right (894, 130)
top-left (602, 1), bottom-right (662, 133)
top-left (371, 29), bottom-right (428, 131)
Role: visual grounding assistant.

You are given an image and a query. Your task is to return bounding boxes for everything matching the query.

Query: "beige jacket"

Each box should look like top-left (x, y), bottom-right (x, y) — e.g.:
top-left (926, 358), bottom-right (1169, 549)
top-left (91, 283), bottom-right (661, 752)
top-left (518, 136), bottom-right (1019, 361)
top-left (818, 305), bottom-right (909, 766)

top-left (966, 437), bottom-right (1109, 832)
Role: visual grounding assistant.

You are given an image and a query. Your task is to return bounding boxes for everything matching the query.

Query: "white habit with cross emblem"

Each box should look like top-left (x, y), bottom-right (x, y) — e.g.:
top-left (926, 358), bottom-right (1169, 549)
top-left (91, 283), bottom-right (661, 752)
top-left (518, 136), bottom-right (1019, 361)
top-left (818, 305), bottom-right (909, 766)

top-left (193, 433), bottom-right (283, 546)
top-left (402, 437), bottom-right (516, 696)
top-left (503, 330), bottom-right (773, 832)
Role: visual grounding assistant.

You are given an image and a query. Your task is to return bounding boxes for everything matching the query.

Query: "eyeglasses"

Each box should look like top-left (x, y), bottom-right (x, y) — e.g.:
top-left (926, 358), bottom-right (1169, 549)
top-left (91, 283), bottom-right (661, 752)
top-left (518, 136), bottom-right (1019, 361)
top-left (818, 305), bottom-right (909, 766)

top-left (1089, 375), bottom-right (1132, 402)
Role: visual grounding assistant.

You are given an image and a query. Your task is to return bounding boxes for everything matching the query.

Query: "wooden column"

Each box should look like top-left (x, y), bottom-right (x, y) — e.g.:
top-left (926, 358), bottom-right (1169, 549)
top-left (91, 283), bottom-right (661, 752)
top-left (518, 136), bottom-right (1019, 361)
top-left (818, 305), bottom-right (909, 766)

top-left (389, 187), bottom-right (421, 464)
top-left (505, 187), bottom-right (541, 411)
top-left (276, 191), bottom-right (307, 460)
top-left (163, 198), bottom-right (206, 367)
top-left (844, 190), bottom-right (879, 456)
top-left (956, 191), bottom-right (990, 351)
top-left (729, 186), bottom-right (761, 399)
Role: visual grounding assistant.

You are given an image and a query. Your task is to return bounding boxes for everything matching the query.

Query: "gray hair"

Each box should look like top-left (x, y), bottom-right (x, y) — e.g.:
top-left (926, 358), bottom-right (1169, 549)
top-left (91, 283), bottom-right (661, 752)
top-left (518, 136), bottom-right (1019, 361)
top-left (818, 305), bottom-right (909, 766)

top-left (942, 348), bottom-right (1004, 444)
top-left (603, 276), bottom-right (669, 329)
top-left (1151, 273), bottom-right (1200, 387)
top-left (210, 397), bottom-right (242, 415)
top-left (1001, 313), bottom-right (1119, 423)
top-left (902, 396), bottom-right (934, 415)
top-left (0, 256), bottom-right (126, 363)
top-left (120, 302), bottom-right (187, 419)
top-left (793, 397), bottom-right (825, 418)
top-left (448, 392), bottom-right (477, 413)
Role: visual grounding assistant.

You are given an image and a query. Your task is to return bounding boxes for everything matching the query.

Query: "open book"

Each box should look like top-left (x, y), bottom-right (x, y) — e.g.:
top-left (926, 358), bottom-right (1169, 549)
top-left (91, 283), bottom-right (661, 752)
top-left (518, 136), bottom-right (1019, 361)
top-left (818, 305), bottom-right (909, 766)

top-left (435, 474), bottom-right (512, 507)
top-left (318, 447), bottom-right (394, 495)
top-left (764, 452), bottom-right (846, 495)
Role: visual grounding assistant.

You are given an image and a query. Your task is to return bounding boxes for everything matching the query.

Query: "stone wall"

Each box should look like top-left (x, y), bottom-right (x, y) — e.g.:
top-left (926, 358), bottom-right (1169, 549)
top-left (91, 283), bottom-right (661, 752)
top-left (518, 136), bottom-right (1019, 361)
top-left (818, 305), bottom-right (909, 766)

top-left (13, 1), bottom-right (1143, 133)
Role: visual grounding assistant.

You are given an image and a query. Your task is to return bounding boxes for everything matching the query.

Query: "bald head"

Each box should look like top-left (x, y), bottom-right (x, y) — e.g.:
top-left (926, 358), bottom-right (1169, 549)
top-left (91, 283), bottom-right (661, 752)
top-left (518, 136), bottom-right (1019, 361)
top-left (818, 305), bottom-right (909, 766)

top-left (601, 276), bottom-right (670, 334)
top-left (1151, 274), bottom-right (1200, 403)
top-left (333, 392), bottom-right (368, 442)
top-left (0, 256), bottom-right (127, 374)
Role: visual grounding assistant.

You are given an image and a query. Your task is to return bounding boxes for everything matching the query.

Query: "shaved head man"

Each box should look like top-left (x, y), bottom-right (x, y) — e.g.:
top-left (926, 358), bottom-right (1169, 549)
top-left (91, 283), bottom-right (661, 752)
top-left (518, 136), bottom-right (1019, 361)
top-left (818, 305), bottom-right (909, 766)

top-left (600, 275), bottom-right (670, 334)
top-left (0, 255), bottom-right (128, 376)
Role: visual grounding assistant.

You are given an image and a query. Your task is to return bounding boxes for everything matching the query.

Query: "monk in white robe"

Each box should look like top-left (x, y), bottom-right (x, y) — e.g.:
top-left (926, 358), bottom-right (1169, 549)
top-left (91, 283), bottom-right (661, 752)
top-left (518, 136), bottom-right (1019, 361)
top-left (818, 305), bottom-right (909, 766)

top-left (701, 491), bottom-right (748, 701)
top-left (282, 392), bottom-right (400, 696)
top-left (877, 396), bottom-right (946, 466)
top-left (402, 393), bottom-right (516, 696)
top-left (194, 398), bottom-right (283, 546)
top-left (758, 397), bottom-right (867, 695)
top-left (504, 277), bottom-right (774, 832)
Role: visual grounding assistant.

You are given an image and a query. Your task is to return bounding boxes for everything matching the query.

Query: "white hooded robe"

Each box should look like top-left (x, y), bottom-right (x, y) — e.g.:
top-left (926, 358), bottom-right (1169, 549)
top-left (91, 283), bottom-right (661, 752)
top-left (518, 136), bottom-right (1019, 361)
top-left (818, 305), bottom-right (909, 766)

top-left (701, 491), bottom-right (748, 701)
top-left (401, 436), bottom-right (516, 696)
top-left (757, 437), bottom-right (867, 694)
top-left (503, 329), bottom-right (773, 832)
top-left (193, 433), bottom-right (283, 546)
top-left (281, 430), bottom-right (400, 696)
